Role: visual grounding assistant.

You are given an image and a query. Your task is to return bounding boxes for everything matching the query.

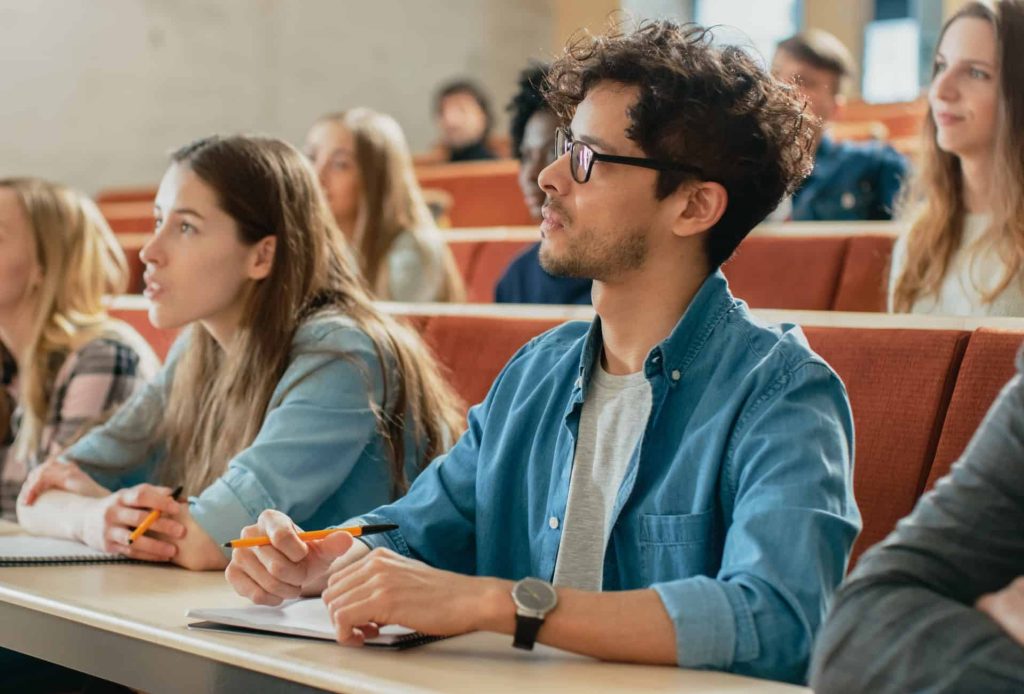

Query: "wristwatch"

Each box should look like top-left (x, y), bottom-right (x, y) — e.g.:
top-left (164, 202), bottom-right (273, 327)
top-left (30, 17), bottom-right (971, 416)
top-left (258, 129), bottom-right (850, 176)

top-left (511, 577), bottom-right (558, 650)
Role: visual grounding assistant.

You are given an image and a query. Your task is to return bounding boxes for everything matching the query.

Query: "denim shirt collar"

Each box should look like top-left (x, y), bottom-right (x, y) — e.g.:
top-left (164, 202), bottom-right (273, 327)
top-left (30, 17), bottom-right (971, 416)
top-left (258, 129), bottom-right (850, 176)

top-left (574, 269), bottom-right (736, 396)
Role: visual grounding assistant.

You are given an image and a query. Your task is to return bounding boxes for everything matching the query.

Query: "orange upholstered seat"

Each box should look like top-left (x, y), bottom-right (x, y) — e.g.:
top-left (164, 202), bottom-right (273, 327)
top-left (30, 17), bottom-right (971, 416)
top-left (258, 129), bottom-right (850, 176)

top-left (419, 314), bottom-right (563, 407)
top-left (833, 235), bottom-right (895, 312)
top-left (926, 329), bottom-right (1022, 490)
top-left (723, 236), bottom-right (848, 310)
top-left (803, 326), bottom-right (969, 566)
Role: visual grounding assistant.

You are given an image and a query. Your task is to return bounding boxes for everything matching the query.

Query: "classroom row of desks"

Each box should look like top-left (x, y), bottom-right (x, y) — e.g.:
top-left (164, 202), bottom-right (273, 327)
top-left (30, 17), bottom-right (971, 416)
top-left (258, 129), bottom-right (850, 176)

top-left (0, 521), bottom-right (805, 693)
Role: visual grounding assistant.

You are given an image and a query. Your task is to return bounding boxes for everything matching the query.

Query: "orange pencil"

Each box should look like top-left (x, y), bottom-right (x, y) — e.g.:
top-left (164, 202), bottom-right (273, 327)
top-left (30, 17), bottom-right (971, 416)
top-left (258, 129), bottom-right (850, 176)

top-left (127, 485), bottom-right (183, 545)
top-left (222, 523), bottom-right (398, 549)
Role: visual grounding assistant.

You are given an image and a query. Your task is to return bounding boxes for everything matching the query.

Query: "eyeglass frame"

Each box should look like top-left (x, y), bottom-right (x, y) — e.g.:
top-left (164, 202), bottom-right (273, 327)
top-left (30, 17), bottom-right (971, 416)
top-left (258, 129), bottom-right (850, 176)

top-left (554, 127), bottom-right (706, 184)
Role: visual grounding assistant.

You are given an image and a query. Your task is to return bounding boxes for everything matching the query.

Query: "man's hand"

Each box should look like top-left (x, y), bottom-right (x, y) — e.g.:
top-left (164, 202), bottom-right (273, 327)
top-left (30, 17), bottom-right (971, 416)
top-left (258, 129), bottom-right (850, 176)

top-left (225, 509), bottom-right (362, 605)
top-left (18, 458), bottom-right (109, 506)
top-left (321, 547), bottom-right (511, 646)
top-left (977, 576), bottom-right (1024, 646)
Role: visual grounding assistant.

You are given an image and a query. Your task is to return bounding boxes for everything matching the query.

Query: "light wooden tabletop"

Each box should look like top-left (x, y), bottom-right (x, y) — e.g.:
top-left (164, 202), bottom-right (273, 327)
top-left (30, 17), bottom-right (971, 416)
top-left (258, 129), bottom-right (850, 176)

top-left (0, 523), bottom-right (807, 694)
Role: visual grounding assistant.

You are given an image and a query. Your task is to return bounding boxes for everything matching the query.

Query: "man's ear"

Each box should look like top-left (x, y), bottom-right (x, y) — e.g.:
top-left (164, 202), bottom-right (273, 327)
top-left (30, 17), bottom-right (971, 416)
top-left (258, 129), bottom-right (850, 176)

top-left (670, 182), bottom-right (728, 239)
top-left (248, 235), bottom-right (277, 281)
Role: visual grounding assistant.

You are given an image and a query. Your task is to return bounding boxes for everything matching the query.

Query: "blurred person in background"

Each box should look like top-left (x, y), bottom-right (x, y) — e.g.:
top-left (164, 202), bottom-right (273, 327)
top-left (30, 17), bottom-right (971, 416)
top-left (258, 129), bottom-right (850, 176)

top-left (305, 109), bottom-right (465, 302)
top-left (495, 63), bottom-right (593, 304)
top-left (770, 29), bottom-right (907, 221)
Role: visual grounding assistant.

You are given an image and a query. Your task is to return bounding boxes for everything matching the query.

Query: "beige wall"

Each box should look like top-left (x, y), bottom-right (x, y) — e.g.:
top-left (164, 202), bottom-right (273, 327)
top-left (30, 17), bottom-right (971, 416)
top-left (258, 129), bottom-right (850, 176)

top-left (552, 0), bottom-right (620, 53)
top-left (944, 0), bottom-right (971, 17)
top-left (0, 0), bottom-right (554, 195)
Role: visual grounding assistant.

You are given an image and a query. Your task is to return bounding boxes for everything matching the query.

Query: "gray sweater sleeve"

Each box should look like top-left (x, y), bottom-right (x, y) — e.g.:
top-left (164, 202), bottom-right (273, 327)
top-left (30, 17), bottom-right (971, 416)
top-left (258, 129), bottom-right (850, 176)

top-left (810, 348), bottom-right (1024, 692)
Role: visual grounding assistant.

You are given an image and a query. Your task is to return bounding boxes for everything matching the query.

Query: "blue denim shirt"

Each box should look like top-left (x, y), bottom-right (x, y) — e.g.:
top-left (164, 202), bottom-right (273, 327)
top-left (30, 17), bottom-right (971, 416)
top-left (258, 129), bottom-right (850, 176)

top-left (791, 136), bottom-right (907, 221)
top-left (353, 271), bottom-right (860, 683)
top-left (64, 315), bottom-right (422, 547)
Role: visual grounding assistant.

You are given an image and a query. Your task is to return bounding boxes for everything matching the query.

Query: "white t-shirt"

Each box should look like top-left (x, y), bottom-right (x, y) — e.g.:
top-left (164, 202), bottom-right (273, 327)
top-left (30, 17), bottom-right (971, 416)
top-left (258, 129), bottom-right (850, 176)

top-left (889, 213), bottom-right (1024, 317)
top-left (552, 359), bottom-right (653, 591)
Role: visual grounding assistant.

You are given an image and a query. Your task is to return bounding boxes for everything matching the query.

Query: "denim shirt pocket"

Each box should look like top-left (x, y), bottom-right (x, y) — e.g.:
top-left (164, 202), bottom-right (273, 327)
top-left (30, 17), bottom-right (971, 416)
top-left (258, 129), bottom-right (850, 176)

top-left (639, 510), bottom-right (720, 584)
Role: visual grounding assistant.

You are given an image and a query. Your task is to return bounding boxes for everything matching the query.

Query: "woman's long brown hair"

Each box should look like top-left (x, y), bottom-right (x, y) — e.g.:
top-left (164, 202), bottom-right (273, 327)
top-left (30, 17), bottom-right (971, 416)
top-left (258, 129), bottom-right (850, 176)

top-left (160, 135), bottom-right (464, 497)
top-left (893, 0), bottom-right (1024, 311)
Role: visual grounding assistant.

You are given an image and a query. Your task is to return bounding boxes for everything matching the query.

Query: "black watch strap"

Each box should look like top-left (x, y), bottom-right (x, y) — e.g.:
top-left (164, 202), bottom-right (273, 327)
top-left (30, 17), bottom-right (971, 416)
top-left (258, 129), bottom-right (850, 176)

top-left (513, 614), bottom-right (545, 650)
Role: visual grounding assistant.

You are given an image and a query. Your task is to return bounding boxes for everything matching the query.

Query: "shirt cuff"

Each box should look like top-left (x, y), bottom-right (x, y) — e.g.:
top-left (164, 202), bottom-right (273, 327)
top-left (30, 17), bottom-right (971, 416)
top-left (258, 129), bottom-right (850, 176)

top-left (653, 575), bottom-right (753, 669)
top-left (338, 513), bottom-right (410, 557)
top-left (189, 465), bottom-right (276, 551)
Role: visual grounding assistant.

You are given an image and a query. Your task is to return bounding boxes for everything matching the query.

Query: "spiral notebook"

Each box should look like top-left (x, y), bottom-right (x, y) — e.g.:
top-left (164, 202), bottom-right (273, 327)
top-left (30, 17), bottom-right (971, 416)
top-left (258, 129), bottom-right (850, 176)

top-left (186, 598), bottom-right (445, 650)
top-left (0, 536), bottom-right (135, 566)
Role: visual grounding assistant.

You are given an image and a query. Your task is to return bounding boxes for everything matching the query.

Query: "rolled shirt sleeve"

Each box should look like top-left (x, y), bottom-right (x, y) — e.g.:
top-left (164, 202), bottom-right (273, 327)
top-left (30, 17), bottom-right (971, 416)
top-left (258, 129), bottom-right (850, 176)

top-left (654, 361), bottom-right (859, 681)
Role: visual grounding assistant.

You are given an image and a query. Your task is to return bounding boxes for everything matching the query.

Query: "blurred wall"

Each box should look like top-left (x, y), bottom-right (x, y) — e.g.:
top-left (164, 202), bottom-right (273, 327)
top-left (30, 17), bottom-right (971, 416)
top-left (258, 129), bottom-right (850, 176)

top-left (0, 0), bottom-right (553, 194)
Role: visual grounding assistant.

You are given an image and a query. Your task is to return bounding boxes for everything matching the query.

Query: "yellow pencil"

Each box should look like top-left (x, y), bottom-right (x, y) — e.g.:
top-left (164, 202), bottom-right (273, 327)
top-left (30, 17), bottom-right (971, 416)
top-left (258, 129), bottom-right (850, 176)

top-left (223, 524), bottom-right (398, 549)
top-left (127, 485), bottom-right (183, 545)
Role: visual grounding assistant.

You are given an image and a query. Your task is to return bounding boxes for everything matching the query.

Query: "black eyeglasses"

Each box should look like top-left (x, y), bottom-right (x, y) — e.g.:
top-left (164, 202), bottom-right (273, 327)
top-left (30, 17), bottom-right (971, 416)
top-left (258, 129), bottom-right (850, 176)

top-left (555, 128), bottom-right (705, 184)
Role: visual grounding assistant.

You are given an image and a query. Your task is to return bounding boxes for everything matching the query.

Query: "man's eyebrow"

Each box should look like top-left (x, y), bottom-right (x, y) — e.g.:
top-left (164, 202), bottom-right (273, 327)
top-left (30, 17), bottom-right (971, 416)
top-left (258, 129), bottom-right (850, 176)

top-left (576, 132), bottom-right (617, 154)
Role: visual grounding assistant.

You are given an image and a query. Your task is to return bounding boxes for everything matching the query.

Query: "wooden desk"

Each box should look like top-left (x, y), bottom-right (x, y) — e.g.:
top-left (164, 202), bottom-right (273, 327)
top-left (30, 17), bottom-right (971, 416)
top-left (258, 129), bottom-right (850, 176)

top-left (0, 524), bottom-right (806, 694)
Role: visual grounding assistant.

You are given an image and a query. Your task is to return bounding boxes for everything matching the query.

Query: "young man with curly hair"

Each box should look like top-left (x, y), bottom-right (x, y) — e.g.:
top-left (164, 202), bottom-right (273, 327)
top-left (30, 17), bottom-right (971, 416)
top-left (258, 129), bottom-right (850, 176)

top-left (224, 21), bottom-right (860, 684)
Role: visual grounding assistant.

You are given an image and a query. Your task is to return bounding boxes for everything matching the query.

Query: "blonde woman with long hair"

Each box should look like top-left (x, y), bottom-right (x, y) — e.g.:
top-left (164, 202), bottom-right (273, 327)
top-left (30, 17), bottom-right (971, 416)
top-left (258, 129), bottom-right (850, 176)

top-left (17, 135), bottom-right (465, 571)
top-left (304, 108), bottom-right (465, 302)
top-left (890, 0), bottom-right (1024, 315)
top-left (0, 179), bottom-right (158, 520)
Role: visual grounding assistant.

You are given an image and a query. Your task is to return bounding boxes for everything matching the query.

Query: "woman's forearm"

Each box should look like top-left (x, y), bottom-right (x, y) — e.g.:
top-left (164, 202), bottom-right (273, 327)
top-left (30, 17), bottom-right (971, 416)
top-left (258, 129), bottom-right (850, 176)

top-left (17, 491), bottom-right (98, 541)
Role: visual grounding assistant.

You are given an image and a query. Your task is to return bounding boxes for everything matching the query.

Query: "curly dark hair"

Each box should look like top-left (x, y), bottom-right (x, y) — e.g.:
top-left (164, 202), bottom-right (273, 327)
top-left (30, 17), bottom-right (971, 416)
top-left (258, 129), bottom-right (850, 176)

top-left (545, 20), bottom-right (816, 268)
top-left (507, 63), bottom-right (551, 159)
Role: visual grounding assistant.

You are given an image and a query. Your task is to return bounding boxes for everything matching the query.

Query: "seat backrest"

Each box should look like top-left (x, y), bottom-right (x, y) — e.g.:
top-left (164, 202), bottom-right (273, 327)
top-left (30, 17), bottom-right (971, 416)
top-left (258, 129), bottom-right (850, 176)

top-left (463, 240), bottom-right (534, 303)
top-left (418, 314), bottom-right (564, 408)
top-left (416, 161), bottom-right (533, 227)
top-left (723, 236), bottom-right (848, 310)
top-left (926, 329), bottom-right (1022, 490)
top-left (832, 235), bottom-right (895, 312)
top-left (804, 326), bottom-right (969, 567)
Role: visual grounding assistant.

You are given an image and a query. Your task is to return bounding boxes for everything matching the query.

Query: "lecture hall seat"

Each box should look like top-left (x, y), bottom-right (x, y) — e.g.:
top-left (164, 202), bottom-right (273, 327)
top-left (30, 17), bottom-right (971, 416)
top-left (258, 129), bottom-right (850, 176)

top-left (925, 328), bottom-right (1022, 490)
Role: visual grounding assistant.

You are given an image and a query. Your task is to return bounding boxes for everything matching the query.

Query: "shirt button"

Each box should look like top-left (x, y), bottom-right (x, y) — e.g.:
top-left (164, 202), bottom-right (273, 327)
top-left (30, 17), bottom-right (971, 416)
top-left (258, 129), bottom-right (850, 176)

top-left (574, 377), bottom-right (582, 388)
top-left (671, 369), bottom-right (681, 381)
top-left (548, 516), bottom-right (559, 530)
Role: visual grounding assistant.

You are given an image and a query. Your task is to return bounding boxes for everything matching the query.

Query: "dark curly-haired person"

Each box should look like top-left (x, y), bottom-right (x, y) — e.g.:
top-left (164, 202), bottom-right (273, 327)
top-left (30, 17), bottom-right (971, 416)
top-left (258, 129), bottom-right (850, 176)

top-left (225, 21), bottom-right (860, 684)
top-left (494, 63), bottom-right (593, 304)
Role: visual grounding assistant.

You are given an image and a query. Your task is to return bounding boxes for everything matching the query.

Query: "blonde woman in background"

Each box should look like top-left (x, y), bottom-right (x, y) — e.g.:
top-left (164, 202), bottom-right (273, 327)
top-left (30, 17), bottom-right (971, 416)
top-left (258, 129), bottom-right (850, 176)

top-left (890, 0), bottom-right (1024, 316)
top-left (0, 178), bottom-right (158, 520)
top-left (304, 108), bottom-right (465, 302)
top-left (17, 135), bottom-right (465, 570)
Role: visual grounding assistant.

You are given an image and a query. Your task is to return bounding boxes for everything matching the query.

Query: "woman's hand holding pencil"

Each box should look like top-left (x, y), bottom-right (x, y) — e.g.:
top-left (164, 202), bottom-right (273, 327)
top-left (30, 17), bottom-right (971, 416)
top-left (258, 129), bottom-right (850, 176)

top-left (78, 483), bottom-right (186, 562)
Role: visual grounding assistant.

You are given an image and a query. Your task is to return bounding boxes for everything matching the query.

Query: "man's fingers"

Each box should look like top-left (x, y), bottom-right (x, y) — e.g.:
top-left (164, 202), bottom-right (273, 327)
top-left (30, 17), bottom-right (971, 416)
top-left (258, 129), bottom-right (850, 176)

top-left (251, 543), bottom-right (307, 587)
top-left (236, 550), bottom-right (304, 601)
top-left (311, 531), bottom-right (355, 565)
top-left (257, 510), bottom-right (309, 563)
top-left (226, 565), bottom-right (285, 606)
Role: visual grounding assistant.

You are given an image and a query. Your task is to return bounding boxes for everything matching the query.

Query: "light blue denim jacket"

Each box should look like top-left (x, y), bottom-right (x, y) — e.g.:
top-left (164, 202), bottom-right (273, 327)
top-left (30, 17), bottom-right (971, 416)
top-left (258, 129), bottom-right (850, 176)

top-left (353, 271), bottom-right (861, 683)
top-left (64, 314), bottom-right (421, 547)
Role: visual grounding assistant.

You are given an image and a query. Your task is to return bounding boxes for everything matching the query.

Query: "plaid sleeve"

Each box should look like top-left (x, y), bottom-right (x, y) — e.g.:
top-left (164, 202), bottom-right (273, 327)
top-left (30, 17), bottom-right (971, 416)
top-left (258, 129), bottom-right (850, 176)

top-left (38, 338), bottom-right (153, 462)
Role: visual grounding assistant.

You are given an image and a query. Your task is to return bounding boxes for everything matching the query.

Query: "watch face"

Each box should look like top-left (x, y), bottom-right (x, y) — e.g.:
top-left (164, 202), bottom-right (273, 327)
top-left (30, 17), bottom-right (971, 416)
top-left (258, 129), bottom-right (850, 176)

top-left (513, 577), bottom-right (557, 613)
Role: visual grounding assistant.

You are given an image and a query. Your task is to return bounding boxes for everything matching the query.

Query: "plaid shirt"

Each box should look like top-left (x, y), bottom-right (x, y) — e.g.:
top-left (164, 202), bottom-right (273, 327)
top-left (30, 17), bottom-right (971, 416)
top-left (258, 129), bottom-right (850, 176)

top-left (0, 336), bottom-right (157, 520)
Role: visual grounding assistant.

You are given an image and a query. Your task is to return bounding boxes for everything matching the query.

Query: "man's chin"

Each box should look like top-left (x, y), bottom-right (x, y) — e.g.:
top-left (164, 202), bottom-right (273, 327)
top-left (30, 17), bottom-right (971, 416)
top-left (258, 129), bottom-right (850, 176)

top-left (538, 248), bottom-right (590, 279)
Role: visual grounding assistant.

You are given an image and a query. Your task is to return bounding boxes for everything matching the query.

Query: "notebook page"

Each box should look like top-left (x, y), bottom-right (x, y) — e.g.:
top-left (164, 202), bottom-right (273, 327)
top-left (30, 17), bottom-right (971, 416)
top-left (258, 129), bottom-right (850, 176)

top-left (0, 536), bottom-right (125, 562)
top-left (187, 598), bottom-right (416, 644)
